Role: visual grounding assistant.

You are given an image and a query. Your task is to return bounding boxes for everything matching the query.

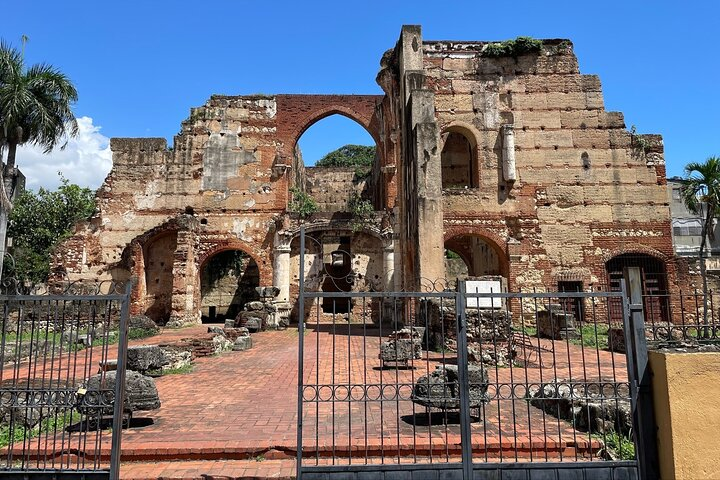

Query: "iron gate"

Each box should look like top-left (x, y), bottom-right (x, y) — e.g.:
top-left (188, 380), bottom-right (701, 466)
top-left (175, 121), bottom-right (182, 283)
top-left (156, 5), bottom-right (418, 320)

top-left (296, 231), bottom-right (657, 479)
top-left (0, 280), bottom-right (131, 480)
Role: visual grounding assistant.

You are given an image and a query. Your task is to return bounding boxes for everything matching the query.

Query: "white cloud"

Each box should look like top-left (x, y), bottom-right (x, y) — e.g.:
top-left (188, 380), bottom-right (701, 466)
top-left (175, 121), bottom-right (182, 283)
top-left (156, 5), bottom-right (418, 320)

top-left (15, 116), bottom-right (112, 191)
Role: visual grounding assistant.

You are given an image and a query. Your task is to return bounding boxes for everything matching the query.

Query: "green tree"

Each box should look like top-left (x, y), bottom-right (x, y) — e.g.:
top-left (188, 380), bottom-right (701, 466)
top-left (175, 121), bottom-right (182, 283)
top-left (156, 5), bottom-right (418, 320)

top-left (3, 176), bottom-right (94, 282)
top-left (0, 38), bottom-right (79, 278)
top-left (316, 145), bottom-right (375, 169)
top-left (680, 156), bottom-right (720, 331)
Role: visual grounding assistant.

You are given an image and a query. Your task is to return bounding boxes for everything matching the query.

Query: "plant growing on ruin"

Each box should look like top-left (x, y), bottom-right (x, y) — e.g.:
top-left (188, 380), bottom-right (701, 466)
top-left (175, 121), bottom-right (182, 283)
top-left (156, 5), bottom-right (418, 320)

top-left (483, 36), bottom-right (543, 58)
top-left (289, 187), bottom-right (318, 219)
top-left (680, 156), bottom-right (720, 333)
top-left (347, 192), bottom-right (374, 232)
top-left (0, 38), bottom-right (79, 279)
top-left (630, 125), bottom-right (649, 157)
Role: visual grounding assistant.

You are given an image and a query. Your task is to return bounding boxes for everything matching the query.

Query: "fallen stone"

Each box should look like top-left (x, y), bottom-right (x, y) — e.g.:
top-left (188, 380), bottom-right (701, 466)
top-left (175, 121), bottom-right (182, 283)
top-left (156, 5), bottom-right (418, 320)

top-left (127, 345), bottom-right (167, 373)
top-left (233, 336), bottom-right (253, 351)
top-left (245, 301), bottom-right (265, 311)
top-left (412, 364), bottom-right (488, 409)
top-left (128, 315), bottom-right (160, 334)
top-left (0, 379), bottom-right (71, 428)
top-left (80, 370), bottom-right (161, 415)
top-left (255, 286), bottom-right (280, 298)
top-left (211, 334), bottom-right (233, 354)
top-left (224, 319), bottom-right (236, 329)
top-left (380, 328), bottom-right (422, 364)
top-left (207, 326), bottom-right (225, 335)
top-left (238, 311), bottom-right (267, 331)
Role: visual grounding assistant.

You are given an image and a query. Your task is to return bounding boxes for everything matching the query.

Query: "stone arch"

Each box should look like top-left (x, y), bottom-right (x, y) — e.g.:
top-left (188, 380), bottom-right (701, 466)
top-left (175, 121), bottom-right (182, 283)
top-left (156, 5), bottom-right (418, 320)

top-left (198, 240), bottom-right (271, 287)
top-left (275, 94), bottom-right (383, 159)
top-left (440, 121), bottom-right (482, 189)
top-left (198, 247), bottom-right (261, 322)
top-left (443, 226), bottom-right (509, 279)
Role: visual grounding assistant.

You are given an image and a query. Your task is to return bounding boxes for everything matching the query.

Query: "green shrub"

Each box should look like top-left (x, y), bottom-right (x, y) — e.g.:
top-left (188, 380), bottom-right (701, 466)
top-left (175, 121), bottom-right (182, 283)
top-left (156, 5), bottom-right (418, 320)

top-left (483, 36), bottom-right (543, 58)
top-left (289, 187), bottom-right (318, 218)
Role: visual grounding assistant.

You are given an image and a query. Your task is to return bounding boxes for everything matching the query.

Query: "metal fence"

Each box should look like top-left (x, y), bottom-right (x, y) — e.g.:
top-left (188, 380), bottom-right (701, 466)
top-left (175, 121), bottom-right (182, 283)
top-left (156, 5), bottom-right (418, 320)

top-left (0, 281), bottom-right (130, 480)
top-left (296, 231), bottom-right (658, 479)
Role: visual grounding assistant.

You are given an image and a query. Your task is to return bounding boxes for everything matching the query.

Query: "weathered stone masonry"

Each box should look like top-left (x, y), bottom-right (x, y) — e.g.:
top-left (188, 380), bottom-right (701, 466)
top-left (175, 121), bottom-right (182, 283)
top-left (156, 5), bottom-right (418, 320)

top-left (53, 25), bottom-right (680, 326)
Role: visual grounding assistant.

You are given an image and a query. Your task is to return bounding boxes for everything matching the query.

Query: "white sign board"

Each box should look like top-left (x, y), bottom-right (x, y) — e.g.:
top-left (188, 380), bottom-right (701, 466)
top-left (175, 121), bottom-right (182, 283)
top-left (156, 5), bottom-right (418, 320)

top-left (465, 280), bottom-right (502, 309)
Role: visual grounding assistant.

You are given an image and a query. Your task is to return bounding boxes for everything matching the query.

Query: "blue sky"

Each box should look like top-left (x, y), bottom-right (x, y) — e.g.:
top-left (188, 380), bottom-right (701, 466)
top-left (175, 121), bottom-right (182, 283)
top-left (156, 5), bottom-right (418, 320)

top-left (4, 0), bottom-right (719, 189)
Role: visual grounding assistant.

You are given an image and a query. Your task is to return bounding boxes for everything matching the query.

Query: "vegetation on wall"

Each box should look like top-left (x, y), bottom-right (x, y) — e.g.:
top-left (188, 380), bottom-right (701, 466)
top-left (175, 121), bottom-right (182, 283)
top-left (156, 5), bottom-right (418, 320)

top-left (347, 192), bottom-right (374, 232)
top-left (483, 36), bottom-right (543, 58)
top-left (3, 176), bottom-right (95, 282)
top-left (289, 187), bottom-right (318, 218)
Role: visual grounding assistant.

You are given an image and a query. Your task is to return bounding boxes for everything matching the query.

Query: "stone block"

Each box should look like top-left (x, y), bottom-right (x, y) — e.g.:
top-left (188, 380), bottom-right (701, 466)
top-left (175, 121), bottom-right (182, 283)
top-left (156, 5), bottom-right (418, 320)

top-left (233, 336), bottom-right (253, 351)
top-left (80, 370), bottom-right (161, 415)
top-left (127, 345), bottom-right (167, 373)
top-left (412, 364), bottom-right (488, 409)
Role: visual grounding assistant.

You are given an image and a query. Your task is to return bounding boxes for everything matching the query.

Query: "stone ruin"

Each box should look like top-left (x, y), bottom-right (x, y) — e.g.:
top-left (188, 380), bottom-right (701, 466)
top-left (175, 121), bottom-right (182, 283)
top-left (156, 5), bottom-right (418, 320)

top-left (379, 327), bottom-right (423, 366)
top-left (536, 303), bottom-right (579, 340)
top-left (412, 364), bottom-right (489, 411)
top-left (423, 297), bottom-right (515, 367)
top-left (51, 25), bottom-right (680, 333)
top-left (527, 378), bottom-right (632, 436)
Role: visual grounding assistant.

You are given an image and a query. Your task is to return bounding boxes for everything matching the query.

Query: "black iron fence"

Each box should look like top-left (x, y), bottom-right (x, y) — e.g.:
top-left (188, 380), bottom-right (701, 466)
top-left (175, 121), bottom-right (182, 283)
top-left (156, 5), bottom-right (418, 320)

top-left (296, 231), bottom-right (655, 480)
top-left (0, 281), bottom-right (130, 480)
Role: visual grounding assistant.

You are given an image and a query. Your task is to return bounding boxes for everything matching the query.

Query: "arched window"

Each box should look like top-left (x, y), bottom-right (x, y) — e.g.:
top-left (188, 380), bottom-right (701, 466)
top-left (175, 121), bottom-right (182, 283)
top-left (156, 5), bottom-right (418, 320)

top-left (441, 131), bottom-right (475, 189)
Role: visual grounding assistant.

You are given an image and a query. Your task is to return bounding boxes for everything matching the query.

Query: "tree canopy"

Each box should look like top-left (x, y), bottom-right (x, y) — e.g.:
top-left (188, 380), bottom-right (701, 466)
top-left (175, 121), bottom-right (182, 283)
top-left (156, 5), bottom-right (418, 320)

top-left (3, 176), bottom-right (95, 282)
top-left (315, 144), bottom-right (375, 168)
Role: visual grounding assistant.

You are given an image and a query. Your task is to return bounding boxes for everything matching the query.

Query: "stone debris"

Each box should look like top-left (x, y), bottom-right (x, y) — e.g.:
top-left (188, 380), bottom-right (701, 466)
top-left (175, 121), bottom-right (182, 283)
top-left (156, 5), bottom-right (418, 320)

top-left (128, 315), bottom-right (160, 334)
top-left (80, 370), bottom-right (161, 415)
top-left (379, 328), bottom-right (422, 364)
top-left (0, 379), bottom-right (70, 428)
top-left (412, 364), bottom-right (488, 410)
top-left (127, 345), bottom-right (168, 373)
top-left (537, 304), bottom-right (578, 340)
top-left (233, 336), bottom-right (253, 351)
top-left (528, 378), bottom-right (631, 435)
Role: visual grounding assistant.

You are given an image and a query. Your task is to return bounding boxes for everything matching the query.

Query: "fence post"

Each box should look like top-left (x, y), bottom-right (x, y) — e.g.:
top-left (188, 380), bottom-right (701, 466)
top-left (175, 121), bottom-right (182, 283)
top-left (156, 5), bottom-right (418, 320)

top-left (109, 282), bottom-right (132, 480)
top-left (456, 280), bottom-right (473, 480)
top-left (621, 273), bottom-right (659, 479)
top-left (296, 226), bottom-right (305, 480)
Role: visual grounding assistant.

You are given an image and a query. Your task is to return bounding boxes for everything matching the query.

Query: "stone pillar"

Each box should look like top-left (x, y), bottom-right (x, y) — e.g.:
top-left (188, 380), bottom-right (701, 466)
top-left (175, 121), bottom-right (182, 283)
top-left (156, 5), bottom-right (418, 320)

top-left (502, 124), bottom-right (517, 182)
top-left (167, 216), bottom-right (200, 327)
top-left (383, 238), bottom-right (395, 291)
top-left (273, 239), bottom-right (291, 303)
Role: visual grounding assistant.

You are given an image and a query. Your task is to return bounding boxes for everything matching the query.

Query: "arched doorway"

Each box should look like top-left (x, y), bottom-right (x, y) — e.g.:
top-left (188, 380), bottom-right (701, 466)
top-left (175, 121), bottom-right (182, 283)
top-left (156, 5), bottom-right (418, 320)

top-left (200, 250), bottom-right (260, 323)
top-left (444, 234), bottom-right (504, 278)
top-left (605, 253), bottom-right (670, 323)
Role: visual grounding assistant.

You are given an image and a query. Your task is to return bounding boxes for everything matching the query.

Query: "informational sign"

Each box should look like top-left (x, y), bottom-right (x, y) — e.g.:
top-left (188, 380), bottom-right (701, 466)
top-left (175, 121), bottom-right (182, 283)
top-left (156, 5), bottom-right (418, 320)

top-left (464, 280), bottom-right (502, 309)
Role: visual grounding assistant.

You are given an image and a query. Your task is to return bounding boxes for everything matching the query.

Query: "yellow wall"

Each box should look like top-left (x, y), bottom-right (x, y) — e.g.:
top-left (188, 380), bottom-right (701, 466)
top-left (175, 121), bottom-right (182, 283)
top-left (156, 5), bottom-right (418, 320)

top-left (649, 350), bottom-right (720, 479)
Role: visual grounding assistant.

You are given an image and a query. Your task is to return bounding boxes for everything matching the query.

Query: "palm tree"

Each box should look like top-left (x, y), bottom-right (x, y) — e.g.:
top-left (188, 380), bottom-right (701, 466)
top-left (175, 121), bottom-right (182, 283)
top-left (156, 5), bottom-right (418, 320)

top-left (680, 156), bottom-right (720, 333)
top-left (0, 39), bottom-right (79, 280)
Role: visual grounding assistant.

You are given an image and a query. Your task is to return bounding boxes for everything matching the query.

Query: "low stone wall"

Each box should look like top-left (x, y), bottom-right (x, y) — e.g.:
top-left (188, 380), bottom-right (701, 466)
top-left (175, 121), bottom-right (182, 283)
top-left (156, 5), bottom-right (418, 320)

top-left (649, 348), bottom-right (720, 480)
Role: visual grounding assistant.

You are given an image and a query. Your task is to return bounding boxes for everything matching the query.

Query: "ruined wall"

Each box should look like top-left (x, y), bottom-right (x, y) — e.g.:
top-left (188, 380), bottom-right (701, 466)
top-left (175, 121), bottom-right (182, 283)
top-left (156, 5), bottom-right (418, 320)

top-left (304, 167), bottom-right (367, 212)
top-left (52, 25), bottom-right (679, 327)
top-left (421, 39), bottom-right (675, 294)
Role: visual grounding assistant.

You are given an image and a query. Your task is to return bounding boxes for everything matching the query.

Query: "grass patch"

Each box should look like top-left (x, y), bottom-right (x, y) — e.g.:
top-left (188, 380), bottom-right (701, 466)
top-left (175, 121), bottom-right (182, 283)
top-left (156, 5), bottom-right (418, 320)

top-left (148, 364), bottom-right (194, 376)
top-left (604, 432), bottom-right (635, 460)
top-left (570, 324), bottom-right (609, 349)
top-left (0, 411), bottom-right (81, 448)
top-left (128, 327), bottom-right (158, 340)
top-left (519, 325), bottom-right (537, 337)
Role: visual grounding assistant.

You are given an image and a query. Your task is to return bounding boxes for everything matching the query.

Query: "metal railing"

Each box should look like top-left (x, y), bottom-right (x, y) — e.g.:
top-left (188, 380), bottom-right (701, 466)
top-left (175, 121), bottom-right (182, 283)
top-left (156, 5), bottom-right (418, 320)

top-left (296, 229), bottom-right (650, 479)
top-left (0, 281), bottom-right (130, 480)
